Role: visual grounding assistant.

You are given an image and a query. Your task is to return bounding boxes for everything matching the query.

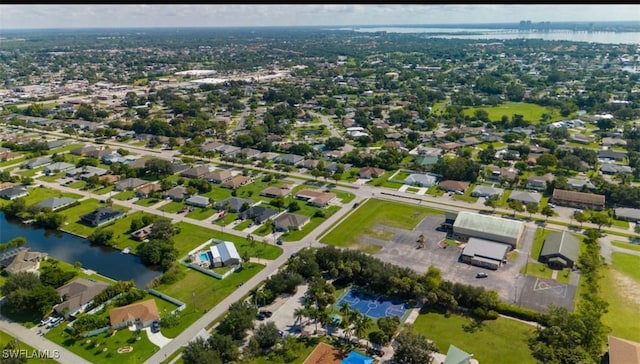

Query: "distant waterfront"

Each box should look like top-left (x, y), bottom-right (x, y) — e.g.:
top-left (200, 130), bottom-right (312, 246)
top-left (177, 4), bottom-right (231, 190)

top-left (336, 27), bottom-right (640, 45)
top-left (0, 212), bottom-right (161, 287)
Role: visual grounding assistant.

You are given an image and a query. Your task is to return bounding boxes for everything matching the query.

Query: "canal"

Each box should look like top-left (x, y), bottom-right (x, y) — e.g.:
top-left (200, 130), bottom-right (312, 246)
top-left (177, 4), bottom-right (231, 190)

top-left (0, 212), bottom-right (162, 287)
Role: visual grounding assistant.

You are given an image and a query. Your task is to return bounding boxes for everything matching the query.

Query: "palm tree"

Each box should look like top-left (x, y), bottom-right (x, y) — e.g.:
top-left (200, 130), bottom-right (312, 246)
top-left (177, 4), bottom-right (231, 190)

top-left (293, 307), bottom-right (307, 328)
top-left (317, 308), bottom-right (331, 335)
top-left (354, 314), bottom-right (373, 348)
top-left (340, 303), bottom-right (353, 340)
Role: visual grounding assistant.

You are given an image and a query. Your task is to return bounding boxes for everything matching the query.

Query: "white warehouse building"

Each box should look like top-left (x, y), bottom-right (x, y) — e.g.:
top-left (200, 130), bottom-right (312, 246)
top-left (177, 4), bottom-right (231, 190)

top-left (452, 211), bottom-right (525, 248)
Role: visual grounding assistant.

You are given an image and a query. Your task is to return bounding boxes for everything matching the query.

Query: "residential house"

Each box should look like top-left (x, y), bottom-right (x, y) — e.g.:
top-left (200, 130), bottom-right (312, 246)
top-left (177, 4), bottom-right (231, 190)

top-left (299, 159), bottom-right (320, 170)
top-left (551, 189), bottom-right (605, 210)
top-left (458, 136), bottom-right (481, 146)
top-left (0, 186), bottom-right (28, 200)
top-left (180, 165), bottom-right (212, 179)
top-left (44, 162), bottom-right (75, 175)
top-left (0, 150), bottom-right (22, 161)
top-left (526, 174), bottom-right (554, 190)
top-left (487, 167), bottom-right (518, 183)
top-left (600, 163), bottom-right (632, 175)
top-left (539, 231), bottom-right (580, 269)
top-left (273, 213), bottom-right (310, 232)
top-left (163, 186), bottom-right (189, 202)
top-left (135, 183), bottom-right (162, 198)
top-left (438, 142), bottom-right (461, 152)
top-left (606, 336), bottom-right (640, 364)
top-left (131, 224), bottom-right (154, 241)
top-left (22, 156), bottom-right (52, 169)
top-left (53, 278), bottom-right (110, 318)
top-left (508, 191), bottom-right (542, 205)
top-left (276, 154), bottom-right (305, 166)
top-left (358, 167), bottom-right (385, 179)
top-left (185, 195), bottom-right (210, 208)
top-left (261, 185), bottom-right (292, 198)
top-left (438, 180), bottom-right (470, 193)
top-left (567, 178), bottom-right (596, 190)
top-left (234, 148), bottom-right (261, 160)
top-left (115, 178), bottom-right (148, 191)
top-left (257, 152), bottom-right (280, 161)
top-left (208, 241), bottom-right (241, 267)
top-left (34, 197), bottom-right (76, 211)
top-left (471, 185), bottom-right (504, 198)
top-left (597, 149), bottom-right (626, 162)
top-left (216, 144), bottom-right (241, 156)
top-left (125, 156), bottom-right (153, 169)
top-left (3, 249), bottom-right (48, 275)
top-left (221, 175), bottom-right (251, 189)
top-left (65, 166), bottom-right (109, 179)
top-left (99, 174), bottom-right (120, 184)
top-left (81, 208), bottom-right (125, 227)
top-left (403, 173), bottom-right (438, 187)
top-left (295, 189), bottom-right (337, 207)
top-left (215, 197), bottom-right (253, 212)
top-left (239, 205), bottom-right (278, 224)
top-left (601, 137), bottom-right (627, 147)
top-left (205, 170), bottom-right (233, 184)
top-left (109, 299), bottom-right (160, 330)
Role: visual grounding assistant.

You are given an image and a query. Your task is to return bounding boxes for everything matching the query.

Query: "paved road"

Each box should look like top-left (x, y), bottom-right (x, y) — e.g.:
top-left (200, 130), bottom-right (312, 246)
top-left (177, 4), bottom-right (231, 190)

top-left (0, 303), bottom-right (92, 364)
top-left (2, 126), bottom-right (639, 362)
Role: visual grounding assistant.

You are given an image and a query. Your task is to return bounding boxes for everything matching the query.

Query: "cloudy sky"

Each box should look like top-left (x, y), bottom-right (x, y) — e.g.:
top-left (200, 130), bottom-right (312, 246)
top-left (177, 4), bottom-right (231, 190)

top-left (0, 4), bottom-right (638, 29)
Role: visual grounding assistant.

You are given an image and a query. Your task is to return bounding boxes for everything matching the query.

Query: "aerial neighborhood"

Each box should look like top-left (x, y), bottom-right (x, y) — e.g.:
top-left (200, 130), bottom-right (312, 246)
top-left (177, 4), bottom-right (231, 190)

top-left (0, 10), bottom-right (639, 364)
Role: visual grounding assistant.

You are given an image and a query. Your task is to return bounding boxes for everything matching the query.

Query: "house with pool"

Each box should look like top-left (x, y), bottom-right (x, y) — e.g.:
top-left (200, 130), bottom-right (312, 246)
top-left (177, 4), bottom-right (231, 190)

top-left (189, 240), bottom-right (240, 268)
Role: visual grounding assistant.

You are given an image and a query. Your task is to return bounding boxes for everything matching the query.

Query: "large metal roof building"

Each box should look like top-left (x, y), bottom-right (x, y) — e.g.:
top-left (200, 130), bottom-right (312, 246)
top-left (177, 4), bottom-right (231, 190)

top-left (452, 211), bottom-right (525, 247)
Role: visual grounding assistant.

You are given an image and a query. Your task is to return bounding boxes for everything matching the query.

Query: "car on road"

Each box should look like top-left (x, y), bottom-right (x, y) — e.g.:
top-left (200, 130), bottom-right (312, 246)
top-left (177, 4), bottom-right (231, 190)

top-left (353, 202), bottom-right (360, 209)
top-left (476, 272), bottom-right (488, 278)
top-left (548, 203), bottom-right (556, 208)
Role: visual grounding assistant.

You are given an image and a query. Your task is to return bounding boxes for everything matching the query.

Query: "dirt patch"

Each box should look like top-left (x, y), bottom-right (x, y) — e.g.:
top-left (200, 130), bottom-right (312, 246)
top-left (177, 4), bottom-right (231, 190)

top-left (610, 270), bottom-right (640, 305)
top-left (302, 342), bottom-right (346, 364)
top-left (363, 227), bottom-right (395, 240)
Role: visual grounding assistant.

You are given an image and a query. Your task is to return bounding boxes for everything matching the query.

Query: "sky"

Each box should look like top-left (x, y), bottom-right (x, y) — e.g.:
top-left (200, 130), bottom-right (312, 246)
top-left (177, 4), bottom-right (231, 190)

top-left (0, 4), bottom-right (639, 30)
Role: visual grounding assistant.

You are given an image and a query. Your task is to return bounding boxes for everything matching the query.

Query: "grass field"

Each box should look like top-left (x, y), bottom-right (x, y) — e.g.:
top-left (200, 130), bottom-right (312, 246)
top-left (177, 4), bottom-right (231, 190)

top-left (611, 240), bottom-right (640, 252)
top-left (58, 199), bottom-right (129, 237)
top-left (45, 322), bottom-right (159, 364)
top-left (0, 330), bottom-right (58, 363)
top-left (153, 262), bottom-right (265, 338)
top-left (462, 102), bottom-right (563, 124)
top-left (321, 199), bottom-right (445, 251)
top-left (412, 309), bottom-right (536, 364)
top-left (600, 253), bottom-right (640, 341)
top-left (185, 207), bottom-right (216, 221)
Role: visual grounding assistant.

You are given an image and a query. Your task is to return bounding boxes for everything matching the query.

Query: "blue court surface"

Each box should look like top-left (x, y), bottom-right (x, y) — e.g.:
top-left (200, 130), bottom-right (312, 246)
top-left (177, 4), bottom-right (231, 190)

top-left (336, 289), bottom-right (408, 319)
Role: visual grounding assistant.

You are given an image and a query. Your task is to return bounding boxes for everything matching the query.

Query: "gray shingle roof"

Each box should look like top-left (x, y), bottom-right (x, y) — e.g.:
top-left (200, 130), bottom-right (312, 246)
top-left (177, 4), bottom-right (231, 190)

top-left (540, 231), bottom-right (580, 263)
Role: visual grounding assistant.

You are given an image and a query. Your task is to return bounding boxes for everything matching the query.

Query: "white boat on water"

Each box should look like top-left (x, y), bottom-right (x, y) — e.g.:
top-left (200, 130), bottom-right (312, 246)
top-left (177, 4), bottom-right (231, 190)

top-left (122, 247), bottom-right (131, 254)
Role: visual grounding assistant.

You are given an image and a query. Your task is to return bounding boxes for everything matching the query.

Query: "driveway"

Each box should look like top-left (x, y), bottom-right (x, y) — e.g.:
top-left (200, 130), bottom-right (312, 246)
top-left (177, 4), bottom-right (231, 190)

top-left (145, 326), bottom-right (172, 348)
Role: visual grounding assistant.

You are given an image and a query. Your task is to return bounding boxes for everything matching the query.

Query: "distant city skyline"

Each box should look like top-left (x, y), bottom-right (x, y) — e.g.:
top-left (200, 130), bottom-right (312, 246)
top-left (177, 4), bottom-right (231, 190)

top-left (0, 4), bottom-right (639, 30)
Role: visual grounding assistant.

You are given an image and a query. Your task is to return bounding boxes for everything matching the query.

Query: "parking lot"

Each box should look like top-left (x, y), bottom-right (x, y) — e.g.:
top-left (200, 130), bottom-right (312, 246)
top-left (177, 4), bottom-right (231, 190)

top-left (369, 214), bottom-right (577, 310)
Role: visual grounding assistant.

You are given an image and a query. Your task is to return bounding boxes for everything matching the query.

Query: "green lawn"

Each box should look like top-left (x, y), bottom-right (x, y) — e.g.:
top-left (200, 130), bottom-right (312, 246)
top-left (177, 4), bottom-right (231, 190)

top-left (135, 197), bottom-right (162, 207)
top-left (211, 212), bottom-right (238, 226)
top-left (172, 222), bottom-right (282, 259)
top-left (611, 240), bottom-right (640, 252)
top-left (412, 310), bottom-right (536, 364)
top-left (520, 262), bottom-right (554, 279)
top-left (153, 262), bottom-right (265, 338)
top-left (17, 185), bottom-right (82, 207)
top-left (321, 199), bottom-right (445, 251)
top-left (68, 180), bottom-right (87, 189)
top-left (0, 155), bottom-right (27, 167)
top-left (462, 102), bottom-right (562, 124)
top-left (93, 185), bottom-right (115, 195)
top-left (611, 252), bottom-right (640, 282)
top-left (16, 166), bottom-right (46, 177)
top-left (0, 329), bottom-right (59, 363)
top-left (37, 171), bottom-right (66, 182)
top-left (610, 219), bottom-right (630, 229)
top-left (185, 207), bottom-right (216, 221)
top-left (45, 322), bottom-right (159, 364)
top-left (107, 211), bottom-right (158, 251)
top-left (233, 219), bottom-right (254, 231)
top-left (332, 189), bottom-right (355, 204)
top-left (159, 201), bottom-right (185, 213)
top-left (600, 263), bottom-right (640, 341)
top-left (112, 190), bottom-right (136, 201)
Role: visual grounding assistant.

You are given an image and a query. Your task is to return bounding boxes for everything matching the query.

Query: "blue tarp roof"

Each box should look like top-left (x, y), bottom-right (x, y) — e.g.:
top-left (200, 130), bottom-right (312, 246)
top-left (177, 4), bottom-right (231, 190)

top-left (342, 351), bottom-right (374, 364)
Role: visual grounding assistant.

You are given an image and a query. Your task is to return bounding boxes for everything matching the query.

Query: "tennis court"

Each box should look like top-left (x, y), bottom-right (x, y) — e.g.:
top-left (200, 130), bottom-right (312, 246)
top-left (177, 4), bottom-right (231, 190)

top-left (336, 288), bottom-right (408, 320)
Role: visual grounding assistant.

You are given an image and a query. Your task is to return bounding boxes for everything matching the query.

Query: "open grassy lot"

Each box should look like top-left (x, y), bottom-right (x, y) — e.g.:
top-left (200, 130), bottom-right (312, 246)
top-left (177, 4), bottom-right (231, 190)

top-left (45, 322), bottom-right (159, 364)
top-left (412, 309), bottom-right (536, 364)
top-left (185, 207), bottom-right (216, 221)
top-left (67, 180), bottom-right (87, 189)
top-left (599, 258), bottom-right (640, 341)
top-left (172, 222), bottom-right (282, 259)
top-left (332, 189), bottom-right (355, 203)
top-left (159, 201), bottom-right (185, 213)
top-left (106, 211), bottom-right (158, 251)
top-left (37, 171), bottom-right (66, 182)
top-left (281, 205), bottom-right (341, 242)
top-left (462, 102), bottom-right (562, 124)
top-left (0, 329), bottom-right (59, 364)
top-left (112, 190), bottom-right (136, 201)
top-left (153, 262), bottom-right (265, 338)
top-left (321, 199), bottom-right (445, 250)
top-left (16, 166), bottom-right (46, 177)
top-left (0, 185), bottom-right (82, 208)
top-left (93, 185), bottom-right (115, 195)
top-left (611, 240), bottom-right (640, 252)
top-left (611, 252), bottom-right (640, 282)
top-left (135, 197), bottom-right (161, 207)
top-left (233, 219), bottom-right (253, 231)
top-left (0, 155), bottom-right (27, 167)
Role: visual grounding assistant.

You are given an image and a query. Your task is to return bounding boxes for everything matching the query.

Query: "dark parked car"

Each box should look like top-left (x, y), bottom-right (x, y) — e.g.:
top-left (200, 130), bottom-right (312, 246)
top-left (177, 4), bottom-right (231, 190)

top-left (476, 272), bottom-right (488, 278)
top-left (256, 313), bottom-right (265, 321)
top-left (151, 321), bottom-right (160, 333)
top-left (259, 310), bottom-right (273, 318)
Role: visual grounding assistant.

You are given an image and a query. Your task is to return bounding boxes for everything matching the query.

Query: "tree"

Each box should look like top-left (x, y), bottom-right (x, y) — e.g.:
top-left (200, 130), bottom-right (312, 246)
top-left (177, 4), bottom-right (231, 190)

top-left (377, 316), bottom-right (401, 344)
top-left (484, 195), bottom-right (499, 213)
top-left (536, 153), bottom-right (558, 168)
top-left (254, 321), bottom-right (281, 349)
top-left (541, 205), bottom-right (554, 221)
top-left (2, 339), bottom-right (28, 364)
top-left (182, 337), bottom-right (222, 364)
top-left (217, 301), bottom-right (257, 340)
top-left (144, 158), bottom-right (173, 178)
top-left (507, 199), bottom-right (525, 217)
top-left (526, 203), bottom-right (539, 219)
top-left (288, 201), bottom-right (300, 212)
top-left (87, 229), bottom-right (114, 246)
top-left (393, 330), bottom-right (437, 364)
top-left (148, 217), bottom-right (177, 241)
top-left (589, 211), bottom-right (611, 231)
top-left (207, 333), bottom-right (239, 363)
top-left (573, 211), bottom-right (589, 228)
top-left (353, 313), bottom-right (373, 344)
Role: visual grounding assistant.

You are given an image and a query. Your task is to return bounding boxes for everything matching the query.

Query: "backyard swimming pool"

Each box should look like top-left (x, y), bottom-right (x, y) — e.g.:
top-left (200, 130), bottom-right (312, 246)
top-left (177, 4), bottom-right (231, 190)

top-left (199, 252), bottom-right (210, 263)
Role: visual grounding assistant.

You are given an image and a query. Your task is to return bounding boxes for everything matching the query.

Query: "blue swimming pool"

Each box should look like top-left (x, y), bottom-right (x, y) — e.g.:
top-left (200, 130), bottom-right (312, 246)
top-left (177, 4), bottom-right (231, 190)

top-left (199, 252), bottom-right (210, 263)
